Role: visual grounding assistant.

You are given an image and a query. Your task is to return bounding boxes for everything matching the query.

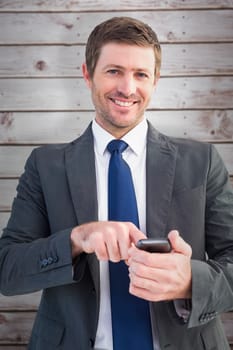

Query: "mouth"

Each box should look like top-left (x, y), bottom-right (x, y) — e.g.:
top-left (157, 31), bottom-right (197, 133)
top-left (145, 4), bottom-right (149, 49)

top-left (109, 98), bottom-right (138, 108)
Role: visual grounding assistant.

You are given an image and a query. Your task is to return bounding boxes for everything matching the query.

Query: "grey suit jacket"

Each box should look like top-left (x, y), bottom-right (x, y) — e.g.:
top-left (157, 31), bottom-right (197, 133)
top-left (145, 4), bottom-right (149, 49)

top-left (0, 122), bottom-right (233, 350)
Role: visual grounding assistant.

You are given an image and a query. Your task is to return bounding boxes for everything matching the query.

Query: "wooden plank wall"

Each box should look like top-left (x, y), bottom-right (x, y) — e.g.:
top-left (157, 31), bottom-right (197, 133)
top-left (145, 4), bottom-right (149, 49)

top-left (0, 0), bottom-right (233, 348)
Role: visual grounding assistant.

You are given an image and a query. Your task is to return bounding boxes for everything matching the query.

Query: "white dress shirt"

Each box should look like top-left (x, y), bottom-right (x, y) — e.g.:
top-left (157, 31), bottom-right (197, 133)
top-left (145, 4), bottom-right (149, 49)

top-left (92, 119), bottom-right (148, 350)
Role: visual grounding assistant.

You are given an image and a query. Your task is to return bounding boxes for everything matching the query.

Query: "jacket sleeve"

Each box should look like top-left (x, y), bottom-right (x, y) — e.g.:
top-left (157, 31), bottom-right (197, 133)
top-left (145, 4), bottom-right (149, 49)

top-left (0, 149), bottom-right (76, 295)
top-left (188, 144), bottom-right (233, 328)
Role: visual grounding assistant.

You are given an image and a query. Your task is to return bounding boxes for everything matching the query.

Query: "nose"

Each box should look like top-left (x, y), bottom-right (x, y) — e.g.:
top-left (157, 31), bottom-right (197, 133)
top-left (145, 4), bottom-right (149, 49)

top-left (117, 74), bottom-right (137, 97)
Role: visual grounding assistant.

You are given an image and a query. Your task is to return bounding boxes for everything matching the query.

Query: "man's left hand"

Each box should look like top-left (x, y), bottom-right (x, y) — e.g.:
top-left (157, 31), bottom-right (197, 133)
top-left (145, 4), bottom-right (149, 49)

top-left (128, 230), bottom-right (192, 301)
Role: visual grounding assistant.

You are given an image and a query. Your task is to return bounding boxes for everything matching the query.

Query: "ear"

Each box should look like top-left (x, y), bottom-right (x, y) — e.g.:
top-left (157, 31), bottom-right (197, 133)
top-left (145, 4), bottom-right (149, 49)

top-left (153, 72), bottom-right (160, 87)
top-left (82, 63), bottom-right (92, 88)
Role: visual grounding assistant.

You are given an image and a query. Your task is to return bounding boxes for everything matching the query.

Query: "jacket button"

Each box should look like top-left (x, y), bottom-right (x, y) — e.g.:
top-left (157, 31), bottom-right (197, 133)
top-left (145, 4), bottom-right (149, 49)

top-left (41, 259), bottom-right (48, 268)
top-left (47, 257), bottom-right (53, 264)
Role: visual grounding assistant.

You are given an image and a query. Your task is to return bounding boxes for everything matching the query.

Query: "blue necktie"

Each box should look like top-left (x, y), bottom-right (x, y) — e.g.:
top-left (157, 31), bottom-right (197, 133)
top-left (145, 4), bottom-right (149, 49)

top-left (107, 139), bottom-right (153, 349)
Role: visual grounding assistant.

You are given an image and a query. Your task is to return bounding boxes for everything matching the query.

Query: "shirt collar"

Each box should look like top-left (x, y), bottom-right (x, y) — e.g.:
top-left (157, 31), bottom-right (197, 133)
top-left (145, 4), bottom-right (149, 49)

top-left (92, 119), bottom-right (148, 156)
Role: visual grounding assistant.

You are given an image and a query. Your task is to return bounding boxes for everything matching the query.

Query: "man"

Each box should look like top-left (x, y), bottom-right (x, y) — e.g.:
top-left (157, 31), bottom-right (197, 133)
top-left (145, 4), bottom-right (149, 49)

top-left (0, 16), bottom-right (233, 350)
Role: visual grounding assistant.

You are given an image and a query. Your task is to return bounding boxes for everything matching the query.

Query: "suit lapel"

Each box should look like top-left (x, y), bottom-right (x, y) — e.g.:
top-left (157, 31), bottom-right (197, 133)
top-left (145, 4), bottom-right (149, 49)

top-left (65, 123), bottom-right (98, 225)
top-left (65, 123), bottom-right (100, 296)
top-left (146, 123), bottom-right (178, 238)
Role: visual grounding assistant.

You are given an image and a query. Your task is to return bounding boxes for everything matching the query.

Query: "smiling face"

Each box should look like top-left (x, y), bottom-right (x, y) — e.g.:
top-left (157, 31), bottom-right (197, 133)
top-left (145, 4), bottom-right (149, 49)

top-left (82, 43), bottom-right (159, 138)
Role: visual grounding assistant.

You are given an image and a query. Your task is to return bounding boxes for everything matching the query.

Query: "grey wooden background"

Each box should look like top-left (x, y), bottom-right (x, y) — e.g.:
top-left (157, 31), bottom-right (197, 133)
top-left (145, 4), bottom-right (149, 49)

top-left (0, 0), bottom-right (233, 348)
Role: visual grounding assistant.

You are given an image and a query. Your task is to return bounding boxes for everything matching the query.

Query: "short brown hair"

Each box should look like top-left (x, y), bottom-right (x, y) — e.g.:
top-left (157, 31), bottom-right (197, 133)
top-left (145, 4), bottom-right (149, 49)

top-left (85, 16), bottom-right (161, 78)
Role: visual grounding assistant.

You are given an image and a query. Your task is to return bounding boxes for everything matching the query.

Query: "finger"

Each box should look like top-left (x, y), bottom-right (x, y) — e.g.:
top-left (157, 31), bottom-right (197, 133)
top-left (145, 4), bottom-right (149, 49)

top-left (120, 223), bottom-right (146, 260)
top-left (116, 223), bottom-right (133, 260)
top-left (104, 234), bottom-right (121, 262)
top-left (129, 282), bottom-right (168, 302)
top-left (128, 246), bottom-right (162, 271)
top-left (168, 230), bottom-right (192, 258)
top-left (105, 222), bottom-right (133, 261)
top-left (89, 240), bottom-right (109, 261)
top-left (128, 223), bottom-right (147, 245)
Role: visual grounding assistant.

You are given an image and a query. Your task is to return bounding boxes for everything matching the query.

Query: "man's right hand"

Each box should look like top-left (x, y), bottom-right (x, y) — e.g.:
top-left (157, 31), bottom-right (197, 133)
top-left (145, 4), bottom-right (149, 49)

top-left (70, 221), bottom-right (146, 262)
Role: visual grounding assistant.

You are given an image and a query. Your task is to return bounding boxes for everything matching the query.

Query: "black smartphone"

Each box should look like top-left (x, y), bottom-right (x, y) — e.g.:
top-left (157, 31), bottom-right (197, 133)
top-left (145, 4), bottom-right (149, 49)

top-left (136, 238), bottom-right (171, 253)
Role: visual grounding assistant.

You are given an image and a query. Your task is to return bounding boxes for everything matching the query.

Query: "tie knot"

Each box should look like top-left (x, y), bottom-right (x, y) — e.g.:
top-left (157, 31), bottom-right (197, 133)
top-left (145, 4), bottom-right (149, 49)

top-left (107, 139), bottom-right (128, 154)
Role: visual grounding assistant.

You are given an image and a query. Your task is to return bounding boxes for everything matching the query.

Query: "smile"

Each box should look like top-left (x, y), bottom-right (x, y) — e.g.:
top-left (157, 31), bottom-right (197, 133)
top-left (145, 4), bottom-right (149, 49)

top-left (110, 98), bottom-right (136, 107)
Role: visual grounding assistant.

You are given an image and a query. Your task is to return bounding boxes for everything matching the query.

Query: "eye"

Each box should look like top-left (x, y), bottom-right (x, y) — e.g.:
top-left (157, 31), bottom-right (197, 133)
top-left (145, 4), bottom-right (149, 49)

top-left (136, 72), bottom-right (149, 79)
top-left (107, 69), bottom-right (119, 75)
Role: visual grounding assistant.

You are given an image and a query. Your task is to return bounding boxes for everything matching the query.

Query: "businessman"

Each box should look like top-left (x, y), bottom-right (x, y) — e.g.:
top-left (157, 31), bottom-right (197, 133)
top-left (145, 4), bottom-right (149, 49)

top-left (0, 16), bottom-right (233, 350)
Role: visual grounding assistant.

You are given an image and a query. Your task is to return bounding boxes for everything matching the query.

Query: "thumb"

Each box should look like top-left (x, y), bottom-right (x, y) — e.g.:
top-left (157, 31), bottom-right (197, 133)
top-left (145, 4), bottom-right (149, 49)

top-left (168, 230), bottom-right (192, 258)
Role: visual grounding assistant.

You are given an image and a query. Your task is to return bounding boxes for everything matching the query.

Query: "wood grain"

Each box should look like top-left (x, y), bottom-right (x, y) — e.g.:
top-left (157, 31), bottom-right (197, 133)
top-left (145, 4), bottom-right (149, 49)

top-left (0, 11), bottom-right (232, 44)
top-left (0, 43), bottom-right (233, 78)
top-left (1, 110), bottom-right (233, 145)
top-left (0, 77), bottom-right (232, 111)
top-left (222, 312), bottom-right (233, 343)
top-left (0, 0), bottom-right (232, 11)
top-left (0, 292), bottom-right (41, 311)
top-left (0, 347), bottom-right (27, 350)
top-left (0, 312), bottom-right (35, 344)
